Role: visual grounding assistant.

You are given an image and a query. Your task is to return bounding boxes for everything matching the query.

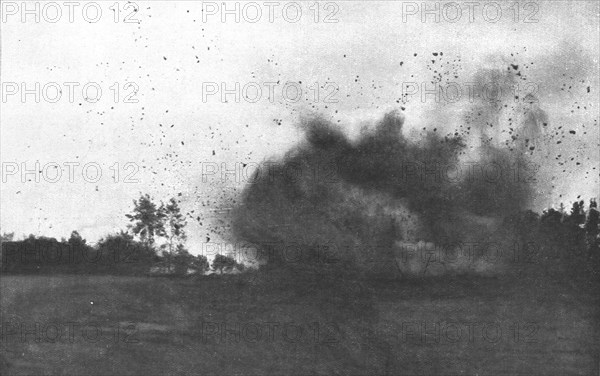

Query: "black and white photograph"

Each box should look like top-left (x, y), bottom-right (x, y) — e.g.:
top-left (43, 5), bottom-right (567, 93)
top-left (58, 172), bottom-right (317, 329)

top-left (0, 1), bottom-right (599, 375)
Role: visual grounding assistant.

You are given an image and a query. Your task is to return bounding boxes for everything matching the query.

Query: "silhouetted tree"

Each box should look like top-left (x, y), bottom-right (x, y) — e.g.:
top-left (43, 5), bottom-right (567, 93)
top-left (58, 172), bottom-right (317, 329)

top-left (126, 194), bottom-right (165, 250)
top-left (96, 230), bottom-right (156, 273)
top-left (564, 200), bottom-right (586, 251)
top-left (1, 232), bottom-right (14, 242)
top-left (540, 208), bottom-right (562, 230)
top-left (539, 208), bottom-right (566, 253)
top-left (569, 200), bottom-right (586, 226)
top-left (67, 231), bottom-right (86, 248)
top-left (172, 244), bottom-right (194, 276)
top-left (160, 198), bottom-right (187, 270)
top-left (192, 254), bottom-right (210, 274)
top-left (585, 199), bottom-right (599, 255)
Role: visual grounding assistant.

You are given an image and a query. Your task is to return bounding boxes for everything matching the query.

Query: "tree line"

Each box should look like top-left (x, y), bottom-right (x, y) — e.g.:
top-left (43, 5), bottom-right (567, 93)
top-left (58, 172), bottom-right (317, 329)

top-left (1, 195), bottom-right (598, 276)
top-left (502, 198), bottom-right (599, 275)
top-left (0, 194), bottom-right (243, 276)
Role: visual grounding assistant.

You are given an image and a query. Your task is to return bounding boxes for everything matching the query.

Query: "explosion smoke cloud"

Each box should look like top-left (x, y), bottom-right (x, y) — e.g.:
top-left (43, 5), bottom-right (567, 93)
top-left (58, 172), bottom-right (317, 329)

top-left (232, 111), bottom-right (536, 275)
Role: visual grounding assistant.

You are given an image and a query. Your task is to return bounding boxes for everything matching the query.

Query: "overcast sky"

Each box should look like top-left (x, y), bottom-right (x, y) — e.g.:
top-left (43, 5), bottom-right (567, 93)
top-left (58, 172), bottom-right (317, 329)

top-left (1, 1), bottom-right (598, 253)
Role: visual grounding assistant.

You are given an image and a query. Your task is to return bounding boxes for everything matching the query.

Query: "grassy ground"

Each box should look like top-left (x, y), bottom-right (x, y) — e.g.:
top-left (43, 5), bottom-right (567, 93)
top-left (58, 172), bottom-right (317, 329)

top-left (0, 269), bottom-right (598, 375)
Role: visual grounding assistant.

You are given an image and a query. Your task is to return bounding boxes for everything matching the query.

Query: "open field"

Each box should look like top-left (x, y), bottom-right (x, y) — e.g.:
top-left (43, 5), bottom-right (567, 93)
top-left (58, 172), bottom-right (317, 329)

top-left (1, 271), bottom-right (598, 375)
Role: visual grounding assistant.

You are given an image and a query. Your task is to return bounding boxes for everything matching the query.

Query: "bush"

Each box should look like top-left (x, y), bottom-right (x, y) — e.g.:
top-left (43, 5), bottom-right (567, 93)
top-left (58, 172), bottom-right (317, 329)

top-left (212, 254), bottom-right (237, 274)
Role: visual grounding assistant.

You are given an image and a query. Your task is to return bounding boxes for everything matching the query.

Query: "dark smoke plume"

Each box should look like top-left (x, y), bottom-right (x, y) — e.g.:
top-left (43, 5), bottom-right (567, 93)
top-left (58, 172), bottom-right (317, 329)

top-left (232, 111), bottom-right (535, 274)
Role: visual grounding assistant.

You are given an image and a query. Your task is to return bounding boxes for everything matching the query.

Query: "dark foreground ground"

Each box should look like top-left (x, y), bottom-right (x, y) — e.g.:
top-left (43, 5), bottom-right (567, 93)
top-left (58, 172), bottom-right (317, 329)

top-left (1, 269), bottom-right (598, 375)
